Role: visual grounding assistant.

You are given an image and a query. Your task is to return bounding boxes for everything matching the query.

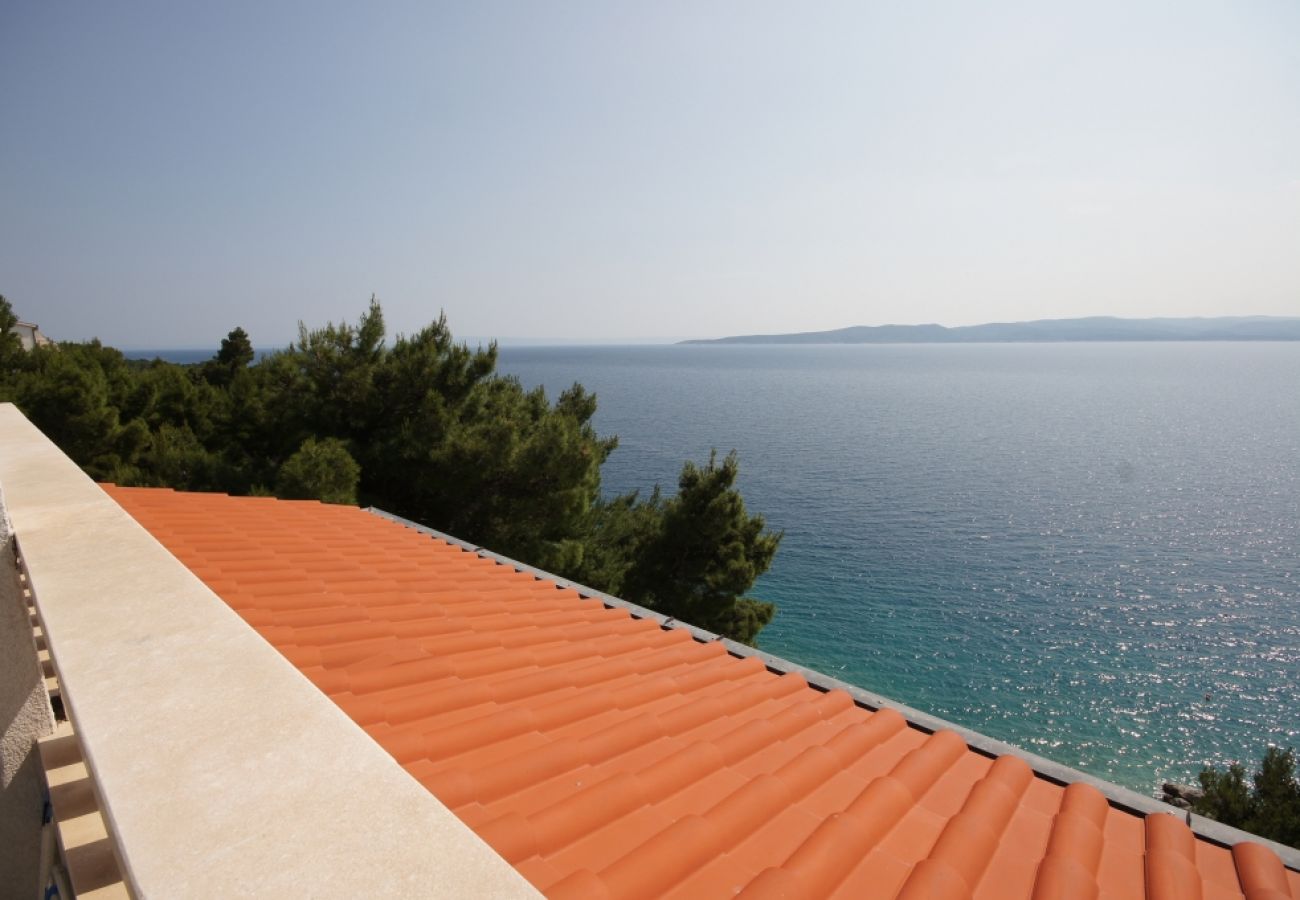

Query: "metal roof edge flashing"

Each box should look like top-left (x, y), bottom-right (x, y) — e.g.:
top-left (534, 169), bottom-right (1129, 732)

top-left (366, 505), bottom-right (1300, 871)
top-left (365, 507), bottom-right (723, 646)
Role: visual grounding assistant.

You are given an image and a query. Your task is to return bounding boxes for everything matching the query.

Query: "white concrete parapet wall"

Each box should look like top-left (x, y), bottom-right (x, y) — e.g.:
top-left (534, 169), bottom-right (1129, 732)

top-left (0, 403), bottom-right (540, 898)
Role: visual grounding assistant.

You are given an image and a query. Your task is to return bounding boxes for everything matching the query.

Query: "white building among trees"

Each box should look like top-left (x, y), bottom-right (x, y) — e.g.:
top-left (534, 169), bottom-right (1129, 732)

top-left (9, 319), bottom-right (52, 350)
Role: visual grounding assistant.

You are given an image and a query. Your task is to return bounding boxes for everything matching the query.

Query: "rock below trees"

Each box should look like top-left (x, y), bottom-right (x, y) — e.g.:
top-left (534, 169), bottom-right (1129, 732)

top-left (1161, 782), bottom-right (1205, 809)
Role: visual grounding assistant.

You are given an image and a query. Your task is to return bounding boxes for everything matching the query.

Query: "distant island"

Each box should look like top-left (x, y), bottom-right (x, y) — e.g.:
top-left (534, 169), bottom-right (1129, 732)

top-left (682, 315), bottom-right (1300, 345)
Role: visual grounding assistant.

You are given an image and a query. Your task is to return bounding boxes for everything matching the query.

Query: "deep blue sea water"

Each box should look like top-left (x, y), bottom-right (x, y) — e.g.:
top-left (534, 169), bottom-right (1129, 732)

top-left (494, 342), bottom-right (1300, 794)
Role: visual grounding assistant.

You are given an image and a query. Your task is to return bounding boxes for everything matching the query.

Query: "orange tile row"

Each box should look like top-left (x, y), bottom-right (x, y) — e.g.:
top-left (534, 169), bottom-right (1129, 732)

top-left (103, 486), bottom-right (1299, 900)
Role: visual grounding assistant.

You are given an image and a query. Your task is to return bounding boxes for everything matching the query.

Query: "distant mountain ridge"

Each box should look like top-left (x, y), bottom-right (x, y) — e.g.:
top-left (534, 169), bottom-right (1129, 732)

top-left (682, 315), bottom-right (1300, 344)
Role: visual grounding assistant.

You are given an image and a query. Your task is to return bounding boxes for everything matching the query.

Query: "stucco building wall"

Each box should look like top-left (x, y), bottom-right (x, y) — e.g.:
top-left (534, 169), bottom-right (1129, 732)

top-left (0, 488), bottom-right (57, 897)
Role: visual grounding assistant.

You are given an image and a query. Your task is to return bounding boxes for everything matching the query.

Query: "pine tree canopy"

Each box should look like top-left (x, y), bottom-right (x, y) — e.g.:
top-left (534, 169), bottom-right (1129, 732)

top-left (0, 298), bottom-right (781, 644)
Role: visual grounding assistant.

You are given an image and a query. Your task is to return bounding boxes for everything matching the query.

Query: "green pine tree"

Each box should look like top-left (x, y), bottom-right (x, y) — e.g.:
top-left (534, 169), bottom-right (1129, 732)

top-left (0, 297), bottom-right (783, 643)
top-left (619, 451), bottom-right (782, 645)
top-left (1194, 747), bottom-right (1300, 849)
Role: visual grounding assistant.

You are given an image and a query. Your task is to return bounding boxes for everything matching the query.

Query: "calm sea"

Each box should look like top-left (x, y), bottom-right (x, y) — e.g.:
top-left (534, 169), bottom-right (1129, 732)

top-left (494, 342), bottom-right (1300, 794)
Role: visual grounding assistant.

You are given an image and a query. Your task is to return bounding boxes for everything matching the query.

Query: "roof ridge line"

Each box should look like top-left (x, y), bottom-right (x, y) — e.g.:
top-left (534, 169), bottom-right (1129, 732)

top-left (364, 505), bottom-right (1300, 872)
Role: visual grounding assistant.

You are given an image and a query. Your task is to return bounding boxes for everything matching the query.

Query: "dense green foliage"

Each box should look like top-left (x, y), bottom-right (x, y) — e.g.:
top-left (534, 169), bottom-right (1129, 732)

top-left (619, 453), bottom-right (779, 639)
top-left (0, 298), bottom-right (21, 369)
top-left (1194, 747), bottom-right (1300, 849)
top-left (276, 437), bottom-right (361, 504)
top-left (0, 295), bottom-right (781, 643)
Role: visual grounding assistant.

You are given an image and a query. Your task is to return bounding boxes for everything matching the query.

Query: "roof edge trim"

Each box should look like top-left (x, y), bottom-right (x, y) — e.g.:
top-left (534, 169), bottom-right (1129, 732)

top-left (365, 505), bottom-right (1300, 871)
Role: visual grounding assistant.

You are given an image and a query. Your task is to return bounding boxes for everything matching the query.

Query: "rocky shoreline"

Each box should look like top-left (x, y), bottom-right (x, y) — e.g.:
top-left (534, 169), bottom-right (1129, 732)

top-left (1160, 781), bottom-right (1205, 810)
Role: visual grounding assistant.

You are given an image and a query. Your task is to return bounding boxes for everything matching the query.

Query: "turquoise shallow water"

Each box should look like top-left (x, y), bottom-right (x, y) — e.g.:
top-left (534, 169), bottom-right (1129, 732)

top-left (497, 342), bottom-right (1300, 794)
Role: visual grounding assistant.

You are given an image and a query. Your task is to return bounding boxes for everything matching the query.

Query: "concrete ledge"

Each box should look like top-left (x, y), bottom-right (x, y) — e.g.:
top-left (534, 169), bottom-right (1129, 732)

top-left (0, 404), bottom-right (539, 899)
top-left (368, 505), bottom-right (1300, 872)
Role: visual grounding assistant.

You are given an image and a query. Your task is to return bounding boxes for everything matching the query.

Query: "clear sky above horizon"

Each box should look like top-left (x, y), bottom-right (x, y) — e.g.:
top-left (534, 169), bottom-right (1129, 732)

top-left (2, 2), bottom-right (1298, 348)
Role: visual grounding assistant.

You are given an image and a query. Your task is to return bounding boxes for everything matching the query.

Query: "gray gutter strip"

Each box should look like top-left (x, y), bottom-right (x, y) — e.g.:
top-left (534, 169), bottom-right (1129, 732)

top-left (365, 506), bottom-right (1300, 871)
top-left (364, 508), bottom-right (723, 646)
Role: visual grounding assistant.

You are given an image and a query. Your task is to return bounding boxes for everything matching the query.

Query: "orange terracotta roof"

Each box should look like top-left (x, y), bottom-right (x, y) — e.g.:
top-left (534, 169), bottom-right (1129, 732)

top-left (103, 485), bottom-right (1300, 900)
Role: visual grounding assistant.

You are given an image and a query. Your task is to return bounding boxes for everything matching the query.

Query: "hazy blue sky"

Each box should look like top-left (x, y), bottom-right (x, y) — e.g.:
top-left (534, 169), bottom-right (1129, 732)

top-left (2, 1), bottom-right (1298, 347)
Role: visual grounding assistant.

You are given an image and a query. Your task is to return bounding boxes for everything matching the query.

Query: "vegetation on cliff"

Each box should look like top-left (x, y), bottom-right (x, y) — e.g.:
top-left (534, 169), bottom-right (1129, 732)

top-left (0, 294), bottom-right (781, 644)
top-left (1194, 747), bottom-right (1300, 849)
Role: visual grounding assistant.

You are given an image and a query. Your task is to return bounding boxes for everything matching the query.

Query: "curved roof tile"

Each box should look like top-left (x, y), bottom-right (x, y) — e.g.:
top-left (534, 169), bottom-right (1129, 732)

top-left (102, 486), bottom-right (1300, 900)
